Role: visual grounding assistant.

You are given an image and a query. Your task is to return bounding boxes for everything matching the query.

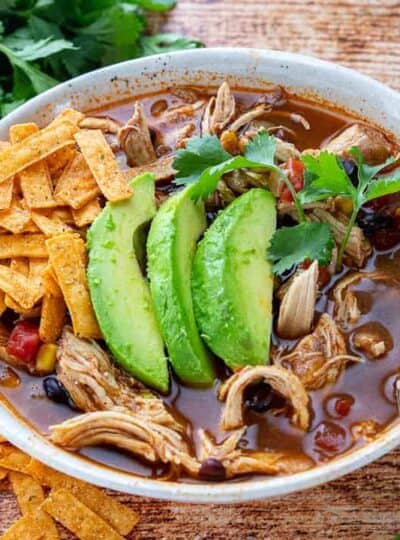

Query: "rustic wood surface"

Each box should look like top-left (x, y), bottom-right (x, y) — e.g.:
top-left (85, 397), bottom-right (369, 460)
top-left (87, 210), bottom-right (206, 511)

top-left (1, 1), bottom-right (400, 538)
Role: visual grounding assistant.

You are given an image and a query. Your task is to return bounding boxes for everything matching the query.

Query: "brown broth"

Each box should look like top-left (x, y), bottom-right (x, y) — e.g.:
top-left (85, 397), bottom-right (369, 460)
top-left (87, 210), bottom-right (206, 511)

top-left (1, 87), bottom-right (399, 482)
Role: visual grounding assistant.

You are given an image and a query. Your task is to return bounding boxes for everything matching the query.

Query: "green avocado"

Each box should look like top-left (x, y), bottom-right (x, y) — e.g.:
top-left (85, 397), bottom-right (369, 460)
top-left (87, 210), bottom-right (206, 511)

top-left (87, 173), bottom-right (169, 393)
top-left (192, 188), bottom-right (276, 370)
top-left (147, 185), bottom-right (216, 386)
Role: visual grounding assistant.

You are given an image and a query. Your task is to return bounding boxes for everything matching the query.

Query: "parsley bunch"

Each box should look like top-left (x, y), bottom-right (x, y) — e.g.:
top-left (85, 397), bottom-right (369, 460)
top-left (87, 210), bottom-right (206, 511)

top-left (0, 0), bottom-right (203, 117)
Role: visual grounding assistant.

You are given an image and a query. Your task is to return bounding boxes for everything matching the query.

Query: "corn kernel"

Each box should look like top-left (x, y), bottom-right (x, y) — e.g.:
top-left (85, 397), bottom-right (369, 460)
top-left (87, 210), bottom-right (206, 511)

top-left (336, 196), bottom-right (353, 216)
top-left (35, 343), bottom-right (58, 374)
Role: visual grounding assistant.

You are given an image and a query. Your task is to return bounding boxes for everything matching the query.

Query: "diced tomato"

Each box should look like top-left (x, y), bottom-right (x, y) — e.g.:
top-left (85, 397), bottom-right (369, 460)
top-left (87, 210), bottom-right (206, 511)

top-left (334, 397), bottom-right (353, 417)
top-left (280, 158), bottom-right (305, 202)
top-left (6, 321), bottom-right (41, 364)
top-left (314, 421), bottom-right (347, 453)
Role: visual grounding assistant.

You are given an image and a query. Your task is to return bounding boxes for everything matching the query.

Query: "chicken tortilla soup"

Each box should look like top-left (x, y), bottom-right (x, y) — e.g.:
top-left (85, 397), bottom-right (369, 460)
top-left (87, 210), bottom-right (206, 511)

top-left (0, 83), bottom-right (399, 482)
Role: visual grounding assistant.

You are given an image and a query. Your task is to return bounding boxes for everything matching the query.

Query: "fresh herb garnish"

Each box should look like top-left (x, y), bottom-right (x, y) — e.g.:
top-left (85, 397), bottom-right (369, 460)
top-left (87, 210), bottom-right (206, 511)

top-left (300, 148), bottom-right (398, 267)
top-left (0, 1), bottom-right (203, 117)
top-left (268, 222), bottom-right (335, 275)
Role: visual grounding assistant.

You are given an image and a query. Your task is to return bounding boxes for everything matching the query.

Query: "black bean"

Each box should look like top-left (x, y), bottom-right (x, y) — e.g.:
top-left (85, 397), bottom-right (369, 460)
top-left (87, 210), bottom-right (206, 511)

top-left (199, 458), bottom-right (226, 481)
top-left (357, 212), bottom-right (395, 237)
top-left (341, 158), bottom-right (358, 185)
top-left (43, 376), bottom-right (77, 410)
top-left (244, 382), bottom-right (273, 413)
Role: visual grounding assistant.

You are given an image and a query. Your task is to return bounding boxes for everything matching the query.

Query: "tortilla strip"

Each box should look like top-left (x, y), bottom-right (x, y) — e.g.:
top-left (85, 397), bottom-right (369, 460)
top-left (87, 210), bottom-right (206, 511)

top-left (0, 121), bottom-right (79, 184)
top-left (4, 258), bottom-right (30, 314)
top-left (0, 509), bottom-right (59, 540)
top-left (0, 234), bottom-right (47, 258)
top-left (0, 448), bottom-right (31, 472)
top-left (0, 201), bottom-right (31, 233)
top-left (46, 233), bottom-right (101, 338)
top-left (0, 467), bottom-right (7, 481)
top-left (9, 124), bottom-right (57, 208)
top-left (29, 258), bottom-right (47, 303)
top-left (0, 265), bottom-right (36, 309)
top-left (9, 470), bottom-right (45, 514)
top-left (0, 143), bottom-right (14, 210)
top-left (42, 489), bottom-right (124, 540)
top-left (48, 108), bottom-right (84, 128)
top-left (39, 293), bottom-right (66, 343)
top-left (31, 210), bottom-right (72, 235)
top-left (54, 152), bottom-right (101, 209)
top-left (122, 155), bottom-right (176, 183)
top-left (72, 198), bottom-right (101, 227)
top-left (27, 461), bottom-right (139, 535)
top-left (75, 129), bottom-right (132, 201)
top-left (47, 144), bottom-right (76, 179)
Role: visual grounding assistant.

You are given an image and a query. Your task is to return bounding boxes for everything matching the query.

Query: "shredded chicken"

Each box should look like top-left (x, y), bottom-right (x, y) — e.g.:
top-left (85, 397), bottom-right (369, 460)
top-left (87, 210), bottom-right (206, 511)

top-left (309, 208), bottom-right (372, 267)
top-left (201, 82), bottom-right (235, 136)
top-left (79, 116), bottom-right (121, 133)
top-left (229, 105), bottom-right (268, 134)
top-left (122, 156), bottom-right (176, 183)
top-left (118, 102), bottom-right (156, 167)
top-left (218, 365), bottom-right (310, 431)
top-left (56, 328), bottom-right (180, 429)
top-left (324, 123), bottom-right (396, 165)
top-left (277, 260), bottom-right (319, 339)
top-left (275, 314), bottom-right (361, 390)
top-left (198, 429), bottom-right (313, 478)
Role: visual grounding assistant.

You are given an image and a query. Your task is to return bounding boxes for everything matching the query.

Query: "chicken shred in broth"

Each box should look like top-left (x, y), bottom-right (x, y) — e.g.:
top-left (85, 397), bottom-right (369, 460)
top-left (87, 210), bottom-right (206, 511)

top-left (0, 83), bottom-right (400, 483)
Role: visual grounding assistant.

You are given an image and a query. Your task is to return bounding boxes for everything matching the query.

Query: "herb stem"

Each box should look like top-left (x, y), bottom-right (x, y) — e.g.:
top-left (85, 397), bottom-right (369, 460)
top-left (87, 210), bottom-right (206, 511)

top-left (279, 171), bottom-right (306, 223)
top-left (337, 205), bottom-right (358, 270)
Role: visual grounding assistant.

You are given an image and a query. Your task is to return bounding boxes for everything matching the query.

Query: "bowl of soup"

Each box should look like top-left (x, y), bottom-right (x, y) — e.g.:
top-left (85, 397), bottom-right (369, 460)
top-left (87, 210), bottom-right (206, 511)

top-left (0, 48), bottom-right (399, 503)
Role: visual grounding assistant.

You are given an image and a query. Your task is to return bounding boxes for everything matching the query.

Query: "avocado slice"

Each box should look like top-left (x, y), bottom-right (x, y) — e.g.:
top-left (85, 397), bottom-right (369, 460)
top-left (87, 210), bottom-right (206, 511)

top-left (87, 173), bottom-right (169, 392)
top-left (192, 188), bottom-right (276, 369)
top-left (147, 186), bottom-right (216, 386)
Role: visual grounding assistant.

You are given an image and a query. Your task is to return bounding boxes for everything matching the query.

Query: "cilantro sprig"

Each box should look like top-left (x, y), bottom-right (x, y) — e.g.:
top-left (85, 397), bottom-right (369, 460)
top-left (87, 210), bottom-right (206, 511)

top-left (0, 1), bottom-right (203, 117)
top-left (299, 148), bottom-right (399, 267)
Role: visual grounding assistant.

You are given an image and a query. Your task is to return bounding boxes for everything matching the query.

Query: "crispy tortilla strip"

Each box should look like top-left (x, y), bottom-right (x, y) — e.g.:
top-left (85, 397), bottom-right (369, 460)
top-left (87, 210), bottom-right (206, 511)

top-left (48, 108), bottom-right (84, 128)
top-left (0, 448), bottom-right (31, 472)
top-left (4, 258), bottom-right (30, 314)
top-left (47, 144), bottom-right (76, 179)
top-left (31, 210), bottom-right (72, 235)
top-left (42, 266), bottom-right (62, 297)
top-left (42, 489), bottom-right (124, 540)
top-left (0, 468), bottom-right (7, 480)
top-left (0, 143), bottom-right (14, 210)
top-left (0, 202), bottom-right (31, 234)
top-left (0, 234), bottom-right (47, 258)
top-left (46, 233), bottom-right (101, 338)
top-left (0, 509), bottom-right (59, 540)
top-left (27, 461), bottom-right (139, 535)
top-left (39, 294), bottom-right (66, 343)
top-left (0, 121), bottom-right (79, 184)
top-left (0, 293), bottom-right (6, 316)
top-left (75, 129), bottom-right (132, 201)
top-left (29, 258), bottom-right (47, 303)
top-left (72, 198), bottom-right (101, 227)
top-left (0, 265), bottom-right (36, 309)
top-left (54, 151), bottom-right (101, 209)
top-left (9, 124), bottom-right (57, 208)
top-left (122, 155), bottom-right (176, 183)
top-left (9, 470), bottom-right (45, 514)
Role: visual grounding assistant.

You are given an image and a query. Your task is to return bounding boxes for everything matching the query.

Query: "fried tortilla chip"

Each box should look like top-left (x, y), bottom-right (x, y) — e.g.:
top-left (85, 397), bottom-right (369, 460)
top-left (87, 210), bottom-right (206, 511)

top-left (29, 258), bottom-right (47, 303)
top-left (46, 233), bottom-right (101, 338)
top-left (4, 258), bottom-right (30, 314)
top-left (9, 470), bottom-right (45, 514)
top-left (75, 129), bottom-right (132, 201)
top-left (0, 509), bottom-right (59, 540)
top-left (0, 121), bottom-right (79, 184)
top-left (0, 200), bottom-right (31, 234)
top-left (42, 489), bottom-right (124, 540)
top-left (42, 266), bottom-right (62, 297)
top-left (46, 144), bottom-right (76, 179)
top-left (72, 198), bottom-right (101, 227)
top-left (27, 461), bottom-right (139, 535)
top-left (0, 448), bottom-right (31, 472)
top-left (48, 108), bottom-right (84, 128)
top-left (31, 210), bottom-right (72, 235)
top-left (0, 143), bottom-right (14, 210)
top-left (54, 151), bottom-right (101, 209)
top-left (0, 234), bottom-right (47, 258)
top-left (39, 294), bottom-right (66, 343)
top-left (9, 124), bottom-right (58, 208)
top-left (0, 265), bottom-right (36, 309)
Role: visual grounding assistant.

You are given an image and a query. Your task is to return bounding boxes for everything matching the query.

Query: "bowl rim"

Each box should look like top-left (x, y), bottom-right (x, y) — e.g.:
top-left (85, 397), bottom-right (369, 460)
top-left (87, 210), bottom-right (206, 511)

top-left (0, 47), bottom-right (399, 504)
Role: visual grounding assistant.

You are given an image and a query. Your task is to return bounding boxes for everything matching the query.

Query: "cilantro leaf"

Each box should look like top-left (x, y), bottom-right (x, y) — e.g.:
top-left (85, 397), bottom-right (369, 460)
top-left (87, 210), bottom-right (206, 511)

top-left (244, 128), bottom-right (276, 165)
top-left (350, 146), bottom-right (395, 192)
top-left (267, 222), bottom-right (335, 275)
top-left (5, 37), bottom-right (76, 61)
top-left (364, 176), bottom-right (400, 203)
top-left (141, 33), bottom-right (204, 55)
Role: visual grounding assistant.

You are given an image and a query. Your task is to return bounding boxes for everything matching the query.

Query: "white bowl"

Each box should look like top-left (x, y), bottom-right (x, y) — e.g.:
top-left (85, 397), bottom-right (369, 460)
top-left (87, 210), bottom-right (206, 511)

top-left (0, 48), bottom-right (399, 504)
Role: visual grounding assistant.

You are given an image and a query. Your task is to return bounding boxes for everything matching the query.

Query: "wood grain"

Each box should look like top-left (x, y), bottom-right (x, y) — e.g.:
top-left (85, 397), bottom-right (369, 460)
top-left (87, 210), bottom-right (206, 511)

top-left (1, 1), bottom-right (400, 538)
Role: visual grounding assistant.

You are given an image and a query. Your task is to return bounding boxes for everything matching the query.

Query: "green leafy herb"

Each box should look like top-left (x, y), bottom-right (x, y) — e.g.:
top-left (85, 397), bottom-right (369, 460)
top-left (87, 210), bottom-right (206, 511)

top-left (267, 222), bottom-right (335, 275)
top-left (0, 1), bottom-right (204, 117)
top-left (299, 147), bottom-right (400, 267)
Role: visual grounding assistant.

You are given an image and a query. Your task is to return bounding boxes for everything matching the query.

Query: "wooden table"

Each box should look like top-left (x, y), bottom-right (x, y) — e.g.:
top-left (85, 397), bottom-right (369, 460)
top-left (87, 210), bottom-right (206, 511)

top-left (1, 1), bottom-right (400, 538)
